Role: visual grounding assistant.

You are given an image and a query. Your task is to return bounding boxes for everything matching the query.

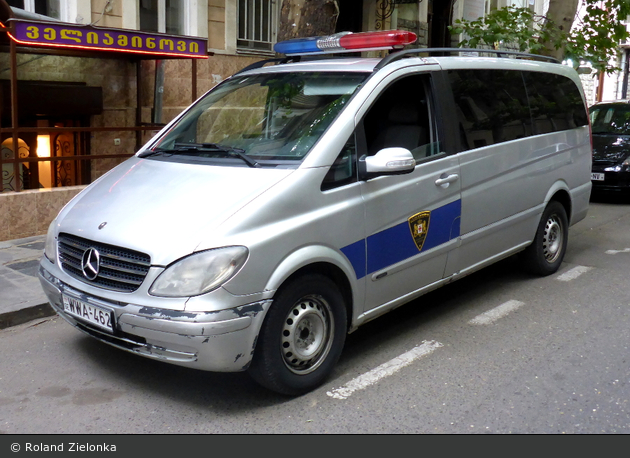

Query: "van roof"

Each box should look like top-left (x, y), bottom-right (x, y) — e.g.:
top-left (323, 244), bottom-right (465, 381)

top-left (236, 53), bottom-right (573, 83)
top-left (236, 47), bottom-right (565, 77)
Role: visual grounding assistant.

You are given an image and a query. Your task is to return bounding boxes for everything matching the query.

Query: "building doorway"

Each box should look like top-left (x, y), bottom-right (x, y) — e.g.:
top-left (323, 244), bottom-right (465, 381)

top-left (428, 0), bottom-right (455, 48)
top-left (336, 0), bottom-right (364, 33)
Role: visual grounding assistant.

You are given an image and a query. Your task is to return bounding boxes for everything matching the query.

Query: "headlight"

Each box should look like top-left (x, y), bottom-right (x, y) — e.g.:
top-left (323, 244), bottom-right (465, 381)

top-left (149, 246), bottom-right (249, 297)
top-left (44, 219), bottom-right (57, 263)
top-left (623, 157), bottom-right (630, 172)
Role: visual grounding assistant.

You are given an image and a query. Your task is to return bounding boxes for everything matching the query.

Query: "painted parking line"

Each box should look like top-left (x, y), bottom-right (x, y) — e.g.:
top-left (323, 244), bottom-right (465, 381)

top-left (605, 248), bottom-right (630, 255)
top-left (556, 265), bottom-right (592, 282)
top-left (327, 340), bottom-right (443, 400)
top-left (468, 300), bottom-right (525, 325)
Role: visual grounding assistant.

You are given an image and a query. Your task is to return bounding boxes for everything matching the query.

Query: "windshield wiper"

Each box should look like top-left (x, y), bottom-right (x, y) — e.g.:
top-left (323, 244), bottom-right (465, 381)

top-left (137, 148), bottom-right (166, 158)
top-left (190, 143), bottom-right (261, 168)
top-left (139, 142), bottom-right (260, 168)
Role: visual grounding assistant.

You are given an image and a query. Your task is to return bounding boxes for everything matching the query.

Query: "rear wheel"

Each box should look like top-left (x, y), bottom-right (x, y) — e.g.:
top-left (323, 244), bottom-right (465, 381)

top-left (248, 274), bottom-right (347, 395)
top-left (521, 201), bottom-right (568, 276)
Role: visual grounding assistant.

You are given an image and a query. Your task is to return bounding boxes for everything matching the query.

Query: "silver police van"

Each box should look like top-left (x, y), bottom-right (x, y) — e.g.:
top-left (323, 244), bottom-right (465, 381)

top-left (39, 31), bottom-right (592, 395)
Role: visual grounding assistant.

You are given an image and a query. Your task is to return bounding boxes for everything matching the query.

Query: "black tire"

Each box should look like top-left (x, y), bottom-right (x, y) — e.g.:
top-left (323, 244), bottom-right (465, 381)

top-left (248, 274), bottom-right (347, 396)
top-left (521, 201), bottom-right (568, 276)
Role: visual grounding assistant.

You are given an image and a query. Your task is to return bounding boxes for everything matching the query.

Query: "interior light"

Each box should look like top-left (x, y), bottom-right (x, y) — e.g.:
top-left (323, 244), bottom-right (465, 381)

top-left (274, 30), bottom-right (417, 56)
top-left (37, 135), bottom-right (52, 188)
top-left (37, 135), bottom-right (51, 157)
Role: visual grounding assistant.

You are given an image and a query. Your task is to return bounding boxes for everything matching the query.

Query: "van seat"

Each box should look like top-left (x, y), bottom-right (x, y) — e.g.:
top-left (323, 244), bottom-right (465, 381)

top-left (370, 101), bottom-right (427, 155)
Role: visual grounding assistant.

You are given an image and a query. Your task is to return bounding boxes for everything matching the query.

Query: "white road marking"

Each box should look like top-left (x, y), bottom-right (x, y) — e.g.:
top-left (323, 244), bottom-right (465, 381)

top-left (556, 265), bottom-right (592, 281)
top-left (605, 248), bottom-right (630, 255)
top-left (469, 300), bottom-right (525, 325)
top-left (326, 340), bottom-right (443, 400)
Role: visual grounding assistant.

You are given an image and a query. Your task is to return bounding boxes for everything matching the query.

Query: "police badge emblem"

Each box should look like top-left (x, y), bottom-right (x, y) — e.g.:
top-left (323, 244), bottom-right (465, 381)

top-left (408, 211), bottom-right (431, 251)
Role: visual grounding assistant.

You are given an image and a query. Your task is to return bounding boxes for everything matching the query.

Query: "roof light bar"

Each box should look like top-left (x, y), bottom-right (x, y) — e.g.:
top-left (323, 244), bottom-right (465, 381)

top-left (274, 30), bottom-right (417, 56)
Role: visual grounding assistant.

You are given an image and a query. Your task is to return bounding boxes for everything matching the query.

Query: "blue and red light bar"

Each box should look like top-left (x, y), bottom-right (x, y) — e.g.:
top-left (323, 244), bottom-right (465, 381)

top-left (274, 30), bottom-right (417, 56)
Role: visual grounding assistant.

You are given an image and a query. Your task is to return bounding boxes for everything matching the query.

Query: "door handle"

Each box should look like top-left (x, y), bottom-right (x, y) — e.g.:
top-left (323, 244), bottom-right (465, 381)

top-left (435, 173), bottom-right (459, 187)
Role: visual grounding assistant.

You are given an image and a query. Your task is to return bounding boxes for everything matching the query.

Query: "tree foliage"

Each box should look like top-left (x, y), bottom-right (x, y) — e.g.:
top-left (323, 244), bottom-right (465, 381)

top-left (449, 6), bottom-right (554, 53)
top-left (449, 0), bottom-right (630, 73)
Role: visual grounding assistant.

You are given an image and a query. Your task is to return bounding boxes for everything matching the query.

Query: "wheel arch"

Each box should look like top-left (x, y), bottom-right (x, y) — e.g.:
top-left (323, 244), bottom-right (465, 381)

top-left (264, 245), bottom-right (358, 332)
top-left (277, 262), bottom-right (354, 332)
top-left (545, 182), bottom-right (572, 222)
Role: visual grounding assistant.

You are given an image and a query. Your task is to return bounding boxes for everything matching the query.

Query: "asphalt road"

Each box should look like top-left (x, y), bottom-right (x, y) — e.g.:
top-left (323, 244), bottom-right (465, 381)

top-left (1, 194), bottom-right (630, 434)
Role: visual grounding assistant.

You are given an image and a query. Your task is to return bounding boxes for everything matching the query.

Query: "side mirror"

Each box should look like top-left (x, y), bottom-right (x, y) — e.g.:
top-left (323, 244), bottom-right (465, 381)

top-left (359, 147), bottom-right (416, 180)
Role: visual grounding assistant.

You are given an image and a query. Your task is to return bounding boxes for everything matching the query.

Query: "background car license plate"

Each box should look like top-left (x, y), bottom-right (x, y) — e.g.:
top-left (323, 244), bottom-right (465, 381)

top-left (591, 172), bottom-right (605, 181)
top-left (62, 295), bottom-right (114, 333)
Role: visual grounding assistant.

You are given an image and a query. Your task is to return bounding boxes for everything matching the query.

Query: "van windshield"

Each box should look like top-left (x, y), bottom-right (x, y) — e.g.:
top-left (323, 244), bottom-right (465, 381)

top-left (590, 105), bottom-right (630, 135)
top-left (147, 71), bottom-right (368, 165)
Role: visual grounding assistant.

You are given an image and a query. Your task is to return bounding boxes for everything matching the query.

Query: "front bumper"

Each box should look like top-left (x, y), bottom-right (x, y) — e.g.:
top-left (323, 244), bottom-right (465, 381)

top-left (39, 263), bottom-right (271, 372)
top-left (591, 167), bottom-right (630, 192)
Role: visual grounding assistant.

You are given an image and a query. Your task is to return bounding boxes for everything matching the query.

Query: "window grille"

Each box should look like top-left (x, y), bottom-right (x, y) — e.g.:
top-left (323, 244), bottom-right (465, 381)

top-left (238, 0), bottom-right (277, 53)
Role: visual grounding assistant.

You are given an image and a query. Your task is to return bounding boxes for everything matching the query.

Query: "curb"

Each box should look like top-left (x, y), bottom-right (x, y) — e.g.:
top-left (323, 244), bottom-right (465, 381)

top-left (0, 302), bottom-right (56, 330)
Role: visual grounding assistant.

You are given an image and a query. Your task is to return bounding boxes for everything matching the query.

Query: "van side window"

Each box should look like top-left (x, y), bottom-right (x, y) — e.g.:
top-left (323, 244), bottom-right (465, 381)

top-left (321, 133), bottom-right (357, 191)
top-left (523, 72), bottom-right (589, 134)
top-left (448, 69), bottom-right (531, 151)
top-left (362, 74), bottom-right (437, 160)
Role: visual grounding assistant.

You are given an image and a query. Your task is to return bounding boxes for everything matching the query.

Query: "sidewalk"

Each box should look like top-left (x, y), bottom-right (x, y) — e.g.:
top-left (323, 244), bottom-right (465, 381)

top-left (0, 235), bottom-right (54, 330)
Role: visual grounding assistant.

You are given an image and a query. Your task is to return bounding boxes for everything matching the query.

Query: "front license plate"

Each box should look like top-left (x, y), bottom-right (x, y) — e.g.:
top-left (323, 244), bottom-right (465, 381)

top-left (591, 172), bottom-right (605, 181)
top-left (62, 295), bottom-right (114, 333)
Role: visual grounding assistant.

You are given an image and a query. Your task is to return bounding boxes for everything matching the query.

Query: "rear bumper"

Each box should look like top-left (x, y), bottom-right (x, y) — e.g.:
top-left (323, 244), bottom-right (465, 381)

top-left (39, 263), bottom-right (271, 372)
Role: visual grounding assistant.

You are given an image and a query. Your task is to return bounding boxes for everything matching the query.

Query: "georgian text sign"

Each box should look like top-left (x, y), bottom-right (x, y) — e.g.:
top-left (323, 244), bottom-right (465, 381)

top-left (6, 19), bottom-right (208, 59)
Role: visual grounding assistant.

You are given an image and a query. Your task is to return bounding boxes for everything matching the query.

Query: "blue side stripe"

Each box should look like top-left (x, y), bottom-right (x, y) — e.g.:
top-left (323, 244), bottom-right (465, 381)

top-left (341, 199), bottom-right (461, 280)
top-left (340, 239), bottom-right (367, 280)
top-left (366, 222), bottom-right (417, 275)
top-left (421, 199), bottom-right (461, 250)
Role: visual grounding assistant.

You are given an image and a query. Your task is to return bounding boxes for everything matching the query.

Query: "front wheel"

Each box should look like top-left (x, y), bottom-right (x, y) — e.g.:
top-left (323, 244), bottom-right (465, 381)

top-left (521, 201), bottom-right (568, 276)
top-left (248, 274), bottom-right (347, 395)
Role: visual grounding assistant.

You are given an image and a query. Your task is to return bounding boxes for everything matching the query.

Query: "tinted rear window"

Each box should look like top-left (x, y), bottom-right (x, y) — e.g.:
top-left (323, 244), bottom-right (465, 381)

top-left (448, 69), bottom-right (531, 150)
top-left (523, 71), bottom-right (589, 135)
top-left (448, 69), bottom-right (588, 152)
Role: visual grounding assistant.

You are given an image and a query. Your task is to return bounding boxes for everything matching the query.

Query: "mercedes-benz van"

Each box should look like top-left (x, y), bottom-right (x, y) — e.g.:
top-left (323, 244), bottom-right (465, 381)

top-left (39, 31), bottom-right (592, 395)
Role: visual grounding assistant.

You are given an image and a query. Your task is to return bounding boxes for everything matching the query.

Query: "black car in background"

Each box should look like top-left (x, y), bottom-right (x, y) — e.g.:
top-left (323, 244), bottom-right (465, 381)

top-left (590, 100), bottom-right (630, 193)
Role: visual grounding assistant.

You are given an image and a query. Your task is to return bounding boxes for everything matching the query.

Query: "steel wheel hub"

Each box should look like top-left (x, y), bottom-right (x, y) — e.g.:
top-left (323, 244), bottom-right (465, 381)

top-left (543, 215), bottom-right (563, 263)
top-left (281, 295), bottom-right (334, 375)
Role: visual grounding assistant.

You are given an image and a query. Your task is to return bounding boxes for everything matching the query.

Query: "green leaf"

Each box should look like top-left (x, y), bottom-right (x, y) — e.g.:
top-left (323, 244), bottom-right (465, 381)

top-left (449, 1), bottom-right (629, 73)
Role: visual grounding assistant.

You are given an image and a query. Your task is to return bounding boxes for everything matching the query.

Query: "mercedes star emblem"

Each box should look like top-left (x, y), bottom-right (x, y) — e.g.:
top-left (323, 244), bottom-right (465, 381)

top-left (81, 247), bottom-right (101, 280)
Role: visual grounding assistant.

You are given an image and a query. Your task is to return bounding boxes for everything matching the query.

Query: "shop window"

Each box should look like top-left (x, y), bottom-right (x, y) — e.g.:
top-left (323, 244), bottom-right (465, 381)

top-left (49, 120), bottom-right (91, 188)
top-left (6, 0), bottom-right (60, 19)
top-left (140, 0), bottom-right (184, 34)
top-left (1, 138), bottom-right (30, 192)
top-left (0, 119), bottom-right (90, 192)
top-left (238, 0), bottom-right (278, 53)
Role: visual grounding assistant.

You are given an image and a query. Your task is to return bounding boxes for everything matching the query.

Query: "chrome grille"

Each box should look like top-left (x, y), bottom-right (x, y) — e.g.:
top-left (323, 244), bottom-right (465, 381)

top-left (58, 233), bottom-right (151, 292)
